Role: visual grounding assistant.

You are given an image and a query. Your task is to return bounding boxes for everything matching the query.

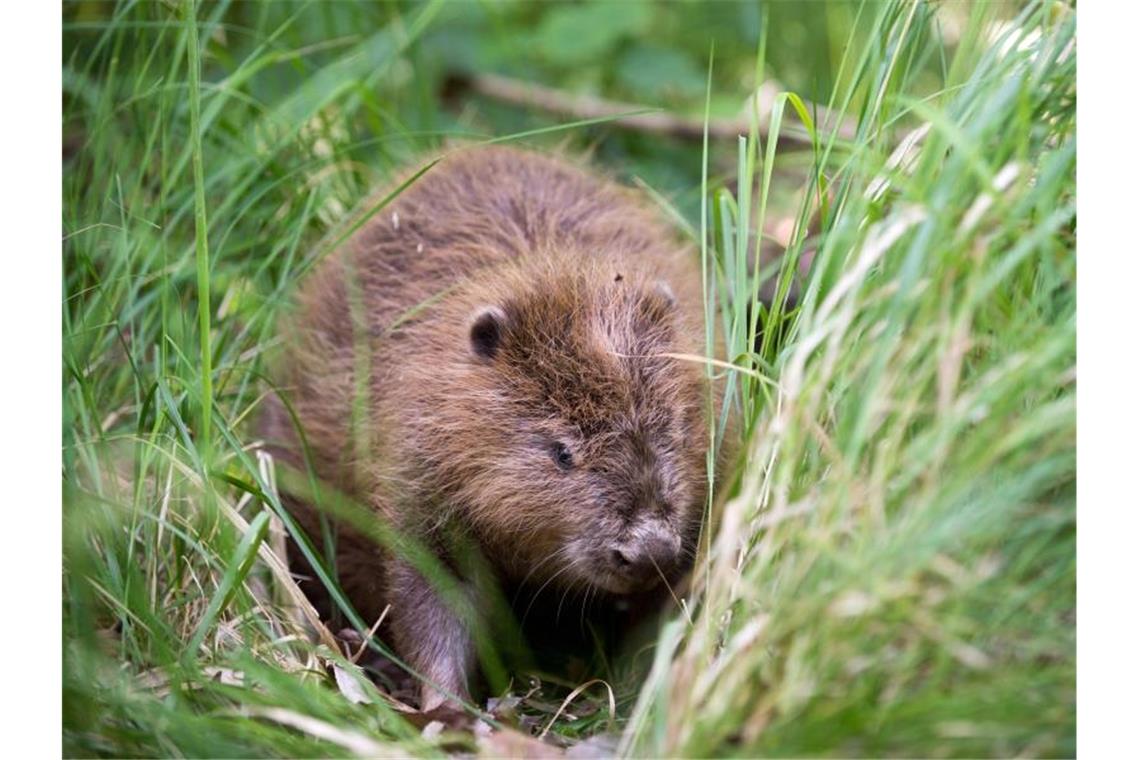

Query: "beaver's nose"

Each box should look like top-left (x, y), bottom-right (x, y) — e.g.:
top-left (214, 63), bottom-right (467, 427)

top-left (610, 529), bottom-right (680, 586)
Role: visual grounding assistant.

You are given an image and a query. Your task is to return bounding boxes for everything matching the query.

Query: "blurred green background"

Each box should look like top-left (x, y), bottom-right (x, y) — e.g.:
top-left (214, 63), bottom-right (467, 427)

top-left (64, 0), bottom-right (964, 219)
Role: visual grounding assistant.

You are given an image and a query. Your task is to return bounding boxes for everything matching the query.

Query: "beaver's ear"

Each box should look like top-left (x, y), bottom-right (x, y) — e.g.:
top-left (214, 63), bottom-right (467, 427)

top-left (468, 305), bottom-right (508, 360)
top-left (640, 281), bottom-right (677, 322)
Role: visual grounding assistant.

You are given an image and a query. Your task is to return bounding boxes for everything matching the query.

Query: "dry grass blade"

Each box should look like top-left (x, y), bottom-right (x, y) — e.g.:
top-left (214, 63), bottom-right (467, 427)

top-left (241, 706), bottom-right (399, 757)
top-left (538, 679), bottom-right (617, 740)
top-left (352, 604), bottom-right (391, 664)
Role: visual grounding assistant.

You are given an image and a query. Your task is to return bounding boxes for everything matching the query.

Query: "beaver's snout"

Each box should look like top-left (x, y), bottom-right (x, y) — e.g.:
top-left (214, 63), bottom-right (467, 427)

top-left (609, 523), bottom-right (682, 588)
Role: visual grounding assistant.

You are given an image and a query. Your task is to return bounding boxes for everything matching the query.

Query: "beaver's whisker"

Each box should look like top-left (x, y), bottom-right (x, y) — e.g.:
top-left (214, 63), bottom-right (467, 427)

top-left (521, 558), bottom-right (576, 627)
top-left (513, 547), bottom-right (566, 606)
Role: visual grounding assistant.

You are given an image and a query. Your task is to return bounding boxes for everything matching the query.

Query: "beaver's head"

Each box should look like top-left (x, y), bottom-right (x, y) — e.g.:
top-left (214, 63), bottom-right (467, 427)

top-left (417, 258), bottom-right (712, 596)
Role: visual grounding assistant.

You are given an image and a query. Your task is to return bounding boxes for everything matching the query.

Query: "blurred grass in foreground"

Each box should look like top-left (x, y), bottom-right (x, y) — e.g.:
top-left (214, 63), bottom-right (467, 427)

top-left (63, 0), bottom-right (1073, 756)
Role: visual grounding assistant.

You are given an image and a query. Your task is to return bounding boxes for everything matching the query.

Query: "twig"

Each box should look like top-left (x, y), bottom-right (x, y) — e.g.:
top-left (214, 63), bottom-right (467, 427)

top-left (351, 605), bottom-right (390, 664)
top-left (452, 72), bottom-right (858, 146)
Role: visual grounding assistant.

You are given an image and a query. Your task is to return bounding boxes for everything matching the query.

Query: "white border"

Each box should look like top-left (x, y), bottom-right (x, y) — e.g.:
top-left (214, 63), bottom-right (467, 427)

top-left (4, 0), bottom-right (1131, 754)
top-left (1077, 2), bottom-right (1140, 756)
top-left (3, 2), bottom-right (63, 754)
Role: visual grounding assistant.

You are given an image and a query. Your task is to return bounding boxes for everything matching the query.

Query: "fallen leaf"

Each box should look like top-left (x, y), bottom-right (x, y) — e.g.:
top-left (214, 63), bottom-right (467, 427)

top-left (333, 664), bottom-right (371, 704)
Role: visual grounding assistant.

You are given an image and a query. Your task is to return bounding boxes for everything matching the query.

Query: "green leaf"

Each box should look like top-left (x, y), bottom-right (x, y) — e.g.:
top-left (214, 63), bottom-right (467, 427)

top-left (535, 1), bottom-right (652, 66)
top-left (617, 44), bottom-right (706, 102)
top-left (185, 510), bottom-right (271, 658)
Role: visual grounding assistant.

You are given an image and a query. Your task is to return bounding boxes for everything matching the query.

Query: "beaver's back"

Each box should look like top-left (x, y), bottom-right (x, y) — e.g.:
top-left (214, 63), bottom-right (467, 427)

top-left (315, 147), bottom-right (680, 331)
top-left (263, 145), bottom-right (697, 503)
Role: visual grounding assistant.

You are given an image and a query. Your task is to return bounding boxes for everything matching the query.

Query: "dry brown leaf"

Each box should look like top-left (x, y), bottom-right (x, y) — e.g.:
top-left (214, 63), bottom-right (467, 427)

top-left (478, 725), bottom-right (564, 759)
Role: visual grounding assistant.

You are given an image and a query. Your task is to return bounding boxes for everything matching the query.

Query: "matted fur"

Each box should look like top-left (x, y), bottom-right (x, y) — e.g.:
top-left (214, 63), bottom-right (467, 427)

top-left (261, 145), bottom-right (719, 709)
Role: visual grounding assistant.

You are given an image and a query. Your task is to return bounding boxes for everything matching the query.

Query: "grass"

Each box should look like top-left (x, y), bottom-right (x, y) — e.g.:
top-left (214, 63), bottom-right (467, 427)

top-left (63, 0), bottom-right (1074, 756)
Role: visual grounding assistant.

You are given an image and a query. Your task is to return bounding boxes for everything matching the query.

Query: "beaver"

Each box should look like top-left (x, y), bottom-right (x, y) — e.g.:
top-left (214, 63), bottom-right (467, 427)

top-left (260, 145), bottom-right (721, 711)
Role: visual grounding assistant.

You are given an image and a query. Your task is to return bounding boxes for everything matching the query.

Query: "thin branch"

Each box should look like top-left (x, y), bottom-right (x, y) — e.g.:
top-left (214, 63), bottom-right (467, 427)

top-left (451, 72), bottom-right (858, 146)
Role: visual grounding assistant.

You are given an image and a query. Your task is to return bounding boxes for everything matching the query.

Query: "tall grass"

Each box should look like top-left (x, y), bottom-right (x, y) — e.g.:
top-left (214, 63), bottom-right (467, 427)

top-left (625, 2), bottom-right (1075, 756)
top-left (63, 1), bottom-right (1073, 756)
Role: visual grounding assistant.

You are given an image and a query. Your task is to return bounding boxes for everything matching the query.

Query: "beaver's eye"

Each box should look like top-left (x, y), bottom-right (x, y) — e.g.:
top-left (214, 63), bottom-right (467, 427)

top-left (551, 442), bottom-right (574, 470)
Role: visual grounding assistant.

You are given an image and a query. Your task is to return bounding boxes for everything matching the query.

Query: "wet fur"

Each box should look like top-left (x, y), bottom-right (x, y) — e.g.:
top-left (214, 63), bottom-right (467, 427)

top-left (261, 146), bottom-right (719, 709)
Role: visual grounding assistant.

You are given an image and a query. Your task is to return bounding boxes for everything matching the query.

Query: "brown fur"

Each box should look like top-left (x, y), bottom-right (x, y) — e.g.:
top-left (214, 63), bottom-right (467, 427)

top-left (261, 145), bottom-right (718, 709)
